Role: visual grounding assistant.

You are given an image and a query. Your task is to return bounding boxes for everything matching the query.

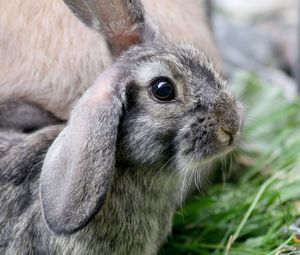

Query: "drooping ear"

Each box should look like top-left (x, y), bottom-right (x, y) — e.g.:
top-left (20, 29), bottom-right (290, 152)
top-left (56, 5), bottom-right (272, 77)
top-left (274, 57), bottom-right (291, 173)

top-left (63, 0), bottom-right (158, 56)
top-left (40, 66), bottom-right (124, 235)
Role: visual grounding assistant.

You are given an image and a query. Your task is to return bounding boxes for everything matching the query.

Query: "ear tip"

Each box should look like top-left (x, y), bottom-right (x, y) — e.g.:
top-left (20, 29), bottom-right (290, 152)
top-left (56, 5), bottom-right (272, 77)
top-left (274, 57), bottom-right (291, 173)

top-left (42, 214), bottom-right (86, 235)
top-left (41, 198), bottom-right (92, 235)
top-left (40, 191), bottom-right (77, 235)
top-left (40, 183), bottom-right (107, 235)
top-left (42, 217), bottom-right (78, 236)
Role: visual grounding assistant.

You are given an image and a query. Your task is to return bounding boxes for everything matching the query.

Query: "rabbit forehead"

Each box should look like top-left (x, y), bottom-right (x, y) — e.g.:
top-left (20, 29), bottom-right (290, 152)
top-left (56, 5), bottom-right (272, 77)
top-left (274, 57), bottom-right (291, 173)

top-left (133, 56), bottom-right (183, 86)
top-left (130, 47), bottom-right (224, 93)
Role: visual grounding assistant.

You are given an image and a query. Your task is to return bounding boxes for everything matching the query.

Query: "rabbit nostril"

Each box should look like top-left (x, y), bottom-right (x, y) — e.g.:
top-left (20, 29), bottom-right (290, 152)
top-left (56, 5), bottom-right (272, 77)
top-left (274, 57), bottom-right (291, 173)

top-left (198, 118), bottom-right (205, 123)
top-left (217, 128), bottom-right (234, 146)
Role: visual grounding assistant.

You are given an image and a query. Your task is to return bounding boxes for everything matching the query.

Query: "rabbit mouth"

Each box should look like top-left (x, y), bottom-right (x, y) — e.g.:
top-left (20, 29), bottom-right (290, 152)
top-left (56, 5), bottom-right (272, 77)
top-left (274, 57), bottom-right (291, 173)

top-left (180, 142), bottom-right (233, 162)
top-left (174, 141), bottom-right (234, 178)
top-left (175, 120), bottom-right (239, 165)
top-left (174, 109), bottom-right (242, 166)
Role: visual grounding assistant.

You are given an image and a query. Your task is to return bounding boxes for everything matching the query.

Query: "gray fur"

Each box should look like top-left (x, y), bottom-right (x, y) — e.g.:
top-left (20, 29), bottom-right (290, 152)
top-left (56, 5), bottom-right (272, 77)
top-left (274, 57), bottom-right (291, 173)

top-left (41, 97), bottom-right (124, 234)
top-left (0, 101), bottom-right (62, 132)
top-left (0, 126), bottom-right (178, 255)
top-left (0, 40), bottom-right (242, 255)
top-left (0, 0), bottom-right (242, 254)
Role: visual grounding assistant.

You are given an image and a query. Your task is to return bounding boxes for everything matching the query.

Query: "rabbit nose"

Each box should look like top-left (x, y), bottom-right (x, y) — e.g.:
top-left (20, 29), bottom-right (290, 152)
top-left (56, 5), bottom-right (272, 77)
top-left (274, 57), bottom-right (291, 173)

top-left (216, 127), bottom-right (236, 146)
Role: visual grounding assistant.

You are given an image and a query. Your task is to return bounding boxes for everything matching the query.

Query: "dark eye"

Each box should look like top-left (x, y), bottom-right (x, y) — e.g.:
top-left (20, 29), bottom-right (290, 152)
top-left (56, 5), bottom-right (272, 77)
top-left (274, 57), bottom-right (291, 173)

top-left (150, 77), bottom-right (176, 102)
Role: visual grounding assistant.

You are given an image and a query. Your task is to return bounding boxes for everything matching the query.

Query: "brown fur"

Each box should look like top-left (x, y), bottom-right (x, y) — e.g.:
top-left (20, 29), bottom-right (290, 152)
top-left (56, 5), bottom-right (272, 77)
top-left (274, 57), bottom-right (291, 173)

top-left (0, 0), bottom-right (219, 119)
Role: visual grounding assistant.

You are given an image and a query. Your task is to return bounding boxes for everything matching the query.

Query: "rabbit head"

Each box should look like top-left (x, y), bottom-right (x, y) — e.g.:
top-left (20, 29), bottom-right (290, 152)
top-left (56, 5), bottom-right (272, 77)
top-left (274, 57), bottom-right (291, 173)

top-left (40, 0), bottom-right (243, 236)
top-left (115, 41), bottom-right (242, 170)
top-left (40, 43), bottom-right (242, 236)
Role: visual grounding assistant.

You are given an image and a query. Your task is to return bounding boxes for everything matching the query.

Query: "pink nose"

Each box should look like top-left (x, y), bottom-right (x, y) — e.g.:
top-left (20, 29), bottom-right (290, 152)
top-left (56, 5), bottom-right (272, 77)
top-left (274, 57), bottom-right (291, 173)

top-left (217, 128), bottom-right (235, 146)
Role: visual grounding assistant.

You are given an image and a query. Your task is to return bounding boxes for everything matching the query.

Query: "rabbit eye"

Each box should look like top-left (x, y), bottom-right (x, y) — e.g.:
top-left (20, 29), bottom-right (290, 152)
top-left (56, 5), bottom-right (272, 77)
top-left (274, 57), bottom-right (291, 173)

top-left (150, 77), bottom-right (176, 102)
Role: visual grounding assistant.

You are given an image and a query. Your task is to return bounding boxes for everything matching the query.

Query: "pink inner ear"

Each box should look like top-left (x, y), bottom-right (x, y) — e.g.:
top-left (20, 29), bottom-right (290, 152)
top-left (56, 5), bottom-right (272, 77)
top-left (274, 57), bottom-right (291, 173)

top-left (82, 65), bottom-right (120, 106)
top-left (110, 32), bottom-right (141, 56)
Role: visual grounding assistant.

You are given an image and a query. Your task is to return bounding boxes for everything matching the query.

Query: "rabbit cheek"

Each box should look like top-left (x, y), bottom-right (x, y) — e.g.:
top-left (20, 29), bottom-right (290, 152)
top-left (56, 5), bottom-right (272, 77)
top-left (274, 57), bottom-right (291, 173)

top-left (175, 114), bottom-right (232, 164)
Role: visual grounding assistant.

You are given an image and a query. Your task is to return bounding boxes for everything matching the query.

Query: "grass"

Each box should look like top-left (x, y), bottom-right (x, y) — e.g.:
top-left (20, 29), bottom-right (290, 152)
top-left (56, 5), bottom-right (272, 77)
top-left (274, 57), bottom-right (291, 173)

top-left (160, 71), bottom-right (300, 254)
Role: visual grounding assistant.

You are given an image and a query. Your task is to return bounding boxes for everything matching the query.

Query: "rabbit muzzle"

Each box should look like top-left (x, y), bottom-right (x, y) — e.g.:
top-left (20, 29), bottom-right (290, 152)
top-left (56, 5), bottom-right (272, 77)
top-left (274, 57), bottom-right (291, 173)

top-left (176, 102), bottom-right (242, 165)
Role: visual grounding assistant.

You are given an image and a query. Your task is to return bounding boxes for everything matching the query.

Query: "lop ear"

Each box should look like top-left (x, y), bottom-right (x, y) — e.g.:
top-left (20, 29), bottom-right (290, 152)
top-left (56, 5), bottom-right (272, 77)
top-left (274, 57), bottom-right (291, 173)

top-left (40, 66), bottom-right (124, 235)
top-left (63, 0), bottom-right (158, 56)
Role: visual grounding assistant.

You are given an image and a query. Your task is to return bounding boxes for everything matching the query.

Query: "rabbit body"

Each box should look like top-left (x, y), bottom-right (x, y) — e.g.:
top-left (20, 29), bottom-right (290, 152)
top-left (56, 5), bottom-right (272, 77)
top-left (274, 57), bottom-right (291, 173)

top-left (0, 126), bottom-right (179, 255)
top-left (0, 40), bottom-right (242, 254)
top-left (0, 0), bottom-right (219, 120)
top-left (0, 101), bottom-right (61, 132)
top-left (0, 1), bottom-right (239, 254)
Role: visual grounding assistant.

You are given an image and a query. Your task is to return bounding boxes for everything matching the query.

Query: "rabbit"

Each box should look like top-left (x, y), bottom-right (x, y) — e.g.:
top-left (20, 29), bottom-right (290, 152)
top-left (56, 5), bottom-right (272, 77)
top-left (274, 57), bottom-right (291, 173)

top-left (0, 0), bottom-right (220, 121)
top-left (0, 100), bottom-right (62, 132)
top-left (0, 34), bottom-right (243, 254)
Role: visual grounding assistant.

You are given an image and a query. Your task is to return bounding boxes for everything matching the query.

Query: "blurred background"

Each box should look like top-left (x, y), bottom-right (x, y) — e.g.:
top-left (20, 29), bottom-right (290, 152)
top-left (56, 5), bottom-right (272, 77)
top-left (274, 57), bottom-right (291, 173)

top-left (215, 0), bottom-right (298, 98)
top-left (161, 1), bottom-right (300, 254)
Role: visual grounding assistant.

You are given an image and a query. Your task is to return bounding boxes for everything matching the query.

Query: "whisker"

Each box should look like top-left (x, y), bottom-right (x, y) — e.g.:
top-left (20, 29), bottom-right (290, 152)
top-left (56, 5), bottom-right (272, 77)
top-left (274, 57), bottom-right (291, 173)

top-left (148, 156), bottom-right (175, 191)
top-left (179, 167), bottom-right (189, 211)
top-left (194, 168), bottom-right (201, 192)
top-left (161, 159), bottom-right (180, 195)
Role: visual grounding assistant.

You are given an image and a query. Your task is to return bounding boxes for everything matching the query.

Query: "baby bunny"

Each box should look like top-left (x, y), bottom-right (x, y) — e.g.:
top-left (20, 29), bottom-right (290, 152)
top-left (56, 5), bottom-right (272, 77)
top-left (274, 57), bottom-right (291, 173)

top-left (0, 0), bottom-right (219, 120)
top-left (0, 39), bottom-right (242, 254)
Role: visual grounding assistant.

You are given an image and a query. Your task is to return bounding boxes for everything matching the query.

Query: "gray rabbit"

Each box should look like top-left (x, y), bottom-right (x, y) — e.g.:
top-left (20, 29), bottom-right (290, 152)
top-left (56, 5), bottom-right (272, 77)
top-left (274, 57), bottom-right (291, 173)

top-left (0, 42), bottom-right (242, 254)
top-left (0, 0), bottom-right (243, 254)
